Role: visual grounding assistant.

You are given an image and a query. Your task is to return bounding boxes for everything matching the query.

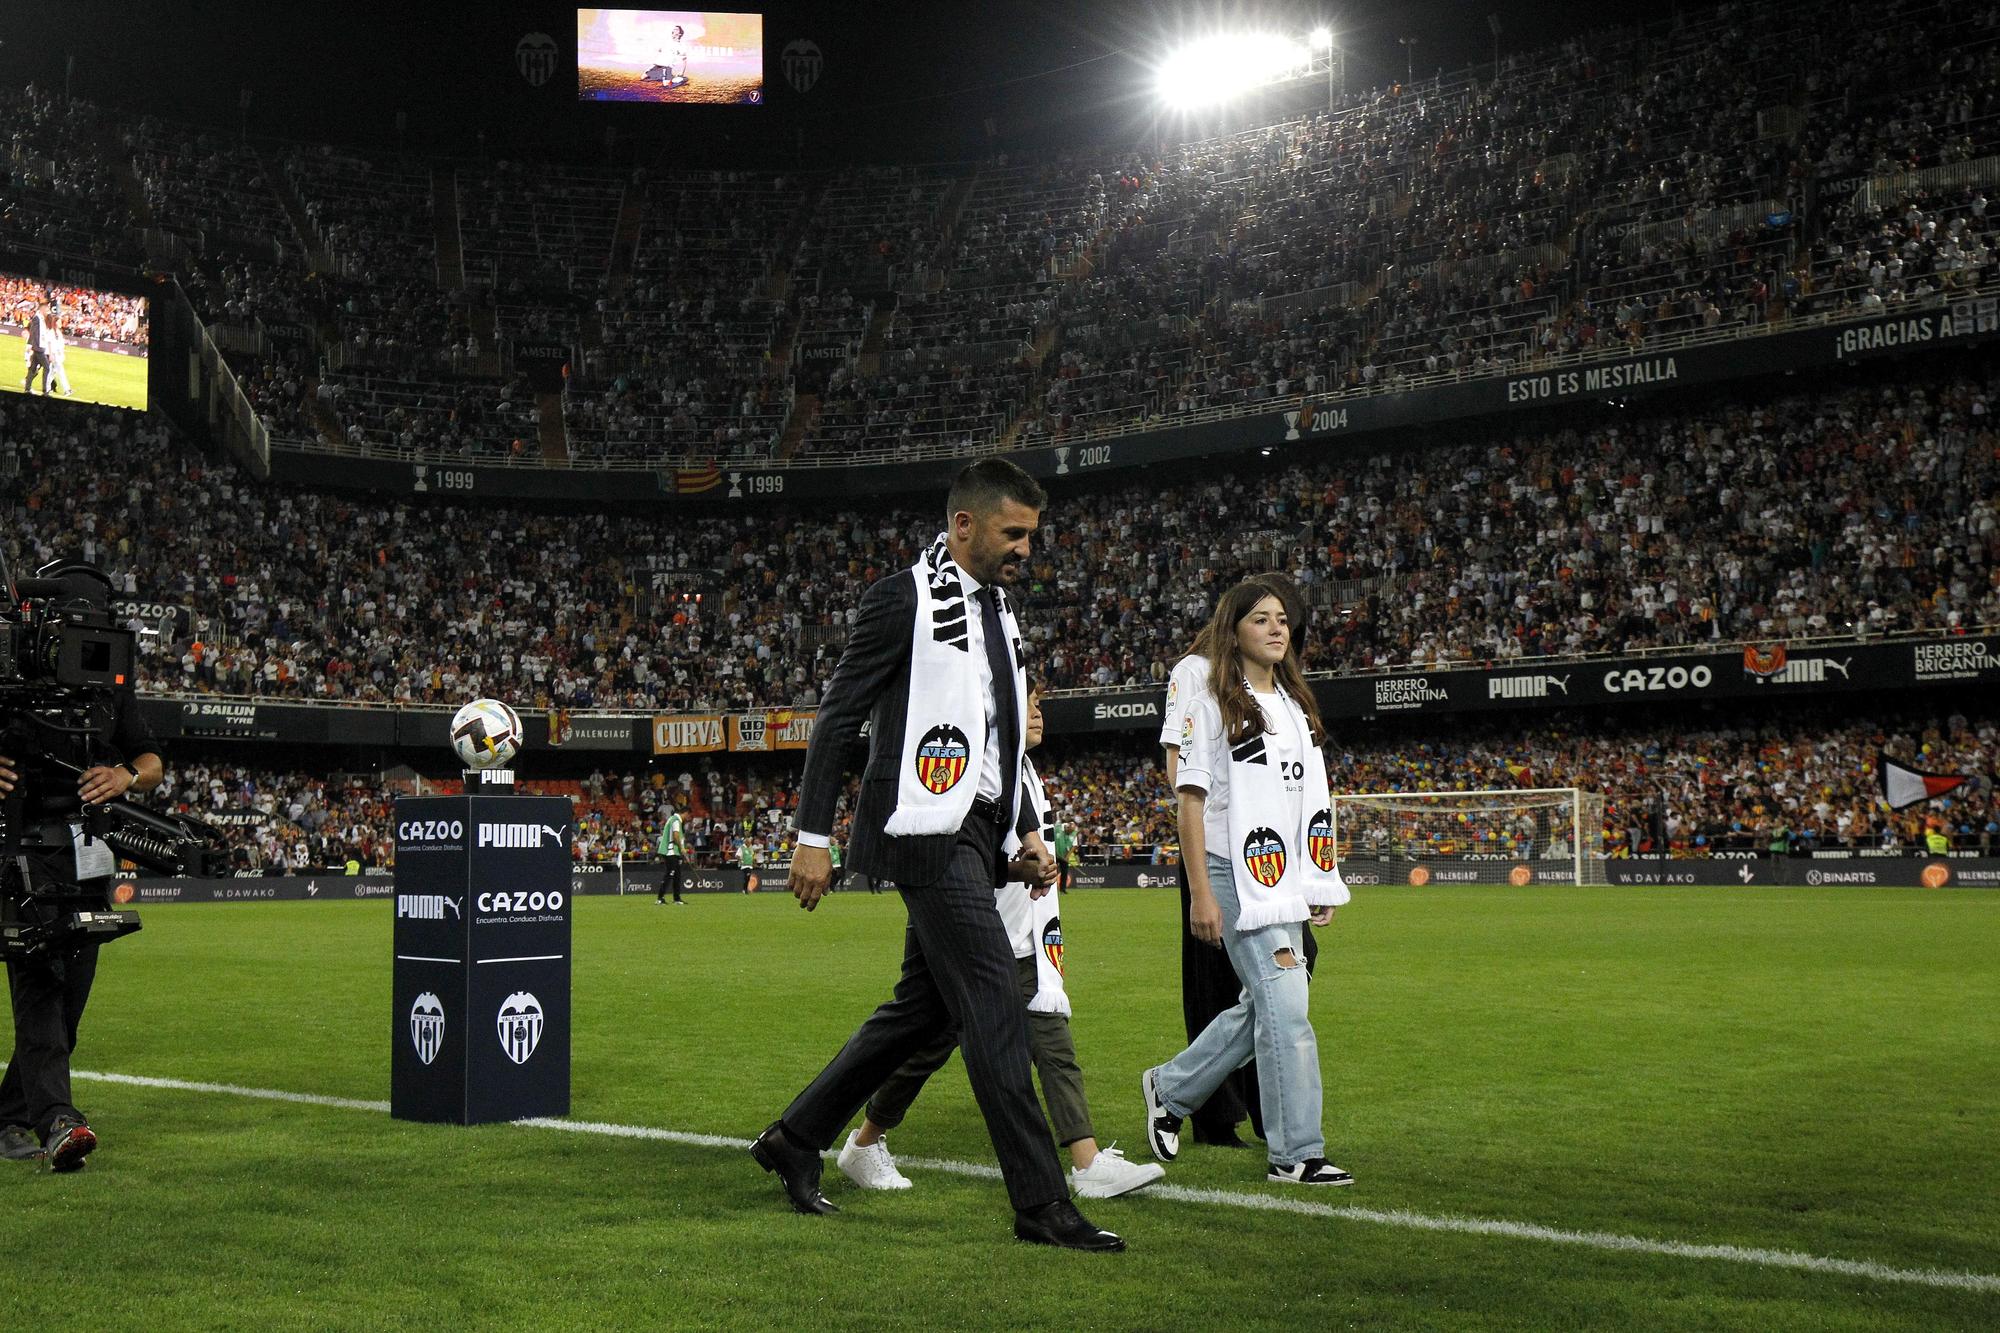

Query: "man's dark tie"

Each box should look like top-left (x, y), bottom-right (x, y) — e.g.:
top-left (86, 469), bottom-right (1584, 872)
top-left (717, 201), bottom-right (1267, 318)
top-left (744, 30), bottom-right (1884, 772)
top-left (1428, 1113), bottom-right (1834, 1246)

top-left (980, 586), bottom-right (1019, 823)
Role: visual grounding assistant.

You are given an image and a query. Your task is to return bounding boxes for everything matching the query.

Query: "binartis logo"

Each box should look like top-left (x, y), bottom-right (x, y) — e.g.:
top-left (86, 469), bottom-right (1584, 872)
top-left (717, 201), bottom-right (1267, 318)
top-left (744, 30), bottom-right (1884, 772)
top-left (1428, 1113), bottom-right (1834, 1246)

top-left (497, 992), bottom-right (545, 1064)
top-left (410, 992), bottom-right (446, 1066)
top-left (476, 822), bottom-right (567, 849)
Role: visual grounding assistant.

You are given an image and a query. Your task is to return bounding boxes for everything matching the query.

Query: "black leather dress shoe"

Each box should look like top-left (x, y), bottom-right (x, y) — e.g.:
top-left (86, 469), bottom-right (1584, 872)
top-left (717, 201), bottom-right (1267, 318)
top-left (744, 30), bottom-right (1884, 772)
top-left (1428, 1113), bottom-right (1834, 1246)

top-left (1013, 1199), bottom-right (1125, 1252)
top-left (750, 1120), bottom-right (838, 1215)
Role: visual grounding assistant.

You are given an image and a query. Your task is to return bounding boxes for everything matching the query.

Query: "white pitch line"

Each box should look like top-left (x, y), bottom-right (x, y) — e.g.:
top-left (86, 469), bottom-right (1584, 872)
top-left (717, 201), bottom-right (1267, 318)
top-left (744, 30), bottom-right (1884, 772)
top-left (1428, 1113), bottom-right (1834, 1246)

top-left (68, 1068), bottom-right (2000, 1296)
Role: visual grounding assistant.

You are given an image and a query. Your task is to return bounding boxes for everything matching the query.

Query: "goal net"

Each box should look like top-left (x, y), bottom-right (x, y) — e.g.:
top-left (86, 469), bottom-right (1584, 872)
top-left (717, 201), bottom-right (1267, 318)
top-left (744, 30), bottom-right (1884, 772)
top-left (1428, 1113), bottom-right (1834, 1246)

top-left (1330, 788), bottom-right (1607, 887)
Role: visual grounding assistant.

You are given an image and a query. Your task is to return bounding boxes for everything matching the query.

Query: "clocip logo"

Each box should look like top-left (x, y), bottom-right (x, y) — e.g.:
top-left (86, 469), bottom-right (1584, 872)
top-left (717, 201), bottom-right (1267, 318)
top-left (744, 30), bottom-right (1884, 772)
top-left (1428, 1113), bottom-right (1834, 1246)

top-left (1488, 674), bottom-right (1571, 700)
top-left (396, 894), bottom-right (463, 921)
top-left (1055, 446), bottom-right (1072, 475)
top-left (516, 33), bottom-right (558, 88)
top-left (496, 992), bottom-right (544, 1065)
top-left (476, 822), bottom-right (567, 849)
top-left (782, 38), bottom-right (824, 93)
top-left (1243, 828), bottom-right (1286, 888)
top-left (410, 992), bottom-right (446, 1067)
top-left (1092, 699), bottom-right (1160, 722)
top-left (1042, 917), bottom-right (1065, 977)
top-left (1307, 809), bottom-right (1336, 872)
top-left (914, 724), bottom-right (971, 794)
top-left (1602, 664), bottom-right (1714, 694)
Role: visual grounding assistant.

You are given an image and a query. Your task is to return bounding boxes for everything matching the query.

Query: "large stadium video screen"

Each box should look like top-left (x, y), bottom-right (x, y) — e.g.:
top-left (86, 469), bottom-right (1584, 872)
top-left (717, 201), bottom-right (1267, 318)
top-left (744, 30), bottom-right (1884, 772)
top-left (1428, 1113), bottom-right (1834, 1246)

top-left (577, 9), bottom-right (765, 104)
top-left (1, 272), bottom-right (149, 412)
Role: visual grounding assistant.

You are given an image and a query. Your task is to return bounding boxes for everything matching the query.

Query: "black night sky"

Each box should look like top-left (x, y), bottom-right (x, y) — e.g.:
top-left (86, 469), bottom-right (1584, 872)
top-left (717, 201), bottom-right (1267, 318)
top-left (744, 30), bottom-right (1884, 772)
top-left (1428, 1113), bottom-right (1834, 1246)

top-left (0, 0), bottom-right (1631, 164)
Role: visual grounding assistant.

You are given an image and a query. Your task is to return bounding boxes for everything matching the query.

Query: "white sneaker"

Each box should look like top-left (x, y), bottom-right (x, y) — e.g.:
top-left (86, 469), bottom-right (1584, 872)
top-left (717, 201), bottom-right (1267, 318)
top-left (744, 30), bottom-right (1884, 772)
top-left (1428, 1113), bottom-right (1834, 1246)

top-left (836, 1131), bottom-right (912, 1190)
top-left (1070, 1144), bottom-right (1165, 1199)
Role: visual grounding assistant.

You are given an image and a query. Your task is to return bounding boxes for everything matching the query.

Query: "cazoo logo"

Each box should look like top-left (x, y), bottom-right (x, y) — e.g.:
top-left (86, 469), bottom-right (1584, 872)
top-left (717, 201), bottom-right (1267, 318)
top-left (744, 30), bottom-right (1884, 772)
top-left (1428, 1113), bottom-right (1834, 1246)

top-left (1601, 664), bottom-right (1713, 694)
top-left (476, 889), bottom-right (566, 913)
top-left (397, 819), bottom-right (464, 844)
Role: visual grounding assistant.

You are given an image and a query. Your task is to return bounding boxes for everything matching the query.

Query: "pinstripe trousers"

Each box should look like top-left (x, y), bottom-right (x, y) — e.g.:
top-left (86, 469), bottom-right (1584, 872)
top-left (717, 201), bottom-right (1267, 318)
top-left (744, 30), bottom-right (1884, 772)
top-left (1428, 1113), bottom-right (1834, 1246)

top-left (781, 815), bottom-right (1067, 1211)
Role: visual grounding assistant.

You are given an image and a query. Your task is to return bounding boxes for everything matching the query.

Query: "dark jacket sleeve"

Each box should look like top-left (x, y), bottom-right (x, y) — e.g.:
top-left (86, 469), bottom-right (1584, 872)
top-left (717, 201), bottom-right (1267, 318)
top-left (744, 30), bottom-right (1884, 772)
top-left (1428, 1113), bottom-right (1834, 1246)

top-left (796, 572), bottom-right (913, 837)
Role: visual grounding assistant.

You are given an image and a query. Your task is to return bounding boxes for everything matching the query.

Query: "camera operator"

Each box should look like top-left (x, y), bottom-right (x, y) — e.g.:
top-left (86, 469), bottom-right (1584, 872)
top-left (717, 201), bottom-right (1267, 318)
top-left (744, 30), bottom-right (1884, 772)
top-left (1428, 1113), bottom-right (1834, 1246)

top-left (0, 651), bottom-right (162, 1172)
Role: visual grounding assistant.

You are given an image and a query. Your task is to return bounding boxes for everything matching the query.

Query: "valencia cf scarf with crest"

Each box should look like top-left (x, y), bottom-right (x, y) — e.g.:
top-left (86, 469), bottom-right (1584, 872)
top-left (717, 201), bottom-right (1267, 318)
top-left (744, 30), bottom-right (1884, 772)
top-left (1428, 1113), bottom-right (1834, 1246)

top-left (1211, 684), bottom-right (1351, 932)
top-left (1002, 759), bottom-right (1069, 1016)
top-left (884, 533), bottom-right (1027, 838)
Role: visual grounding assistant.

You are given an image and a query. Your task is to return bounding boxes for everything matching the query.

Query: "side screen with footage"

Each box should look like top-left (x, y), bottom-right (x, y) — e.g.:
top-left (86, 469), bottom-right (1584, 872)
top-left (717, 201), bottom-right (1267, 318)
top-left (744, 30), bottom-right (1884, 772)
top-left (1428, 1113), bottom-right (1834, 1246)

top-left (577, 9), bottom-right (765, 104)
top-left (1, 272), bottom-right (149, 412)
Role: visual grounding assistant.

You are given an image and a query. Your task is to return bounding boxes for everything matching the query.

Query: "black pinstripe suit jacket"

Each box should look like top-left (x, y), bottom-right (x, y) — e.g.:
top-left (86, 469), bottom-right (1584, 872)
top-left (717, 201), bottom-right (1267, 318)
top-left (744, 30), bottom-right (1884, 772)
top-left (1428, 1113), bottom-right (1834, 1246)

top-left (797, 569), bottom-right (1034, 888)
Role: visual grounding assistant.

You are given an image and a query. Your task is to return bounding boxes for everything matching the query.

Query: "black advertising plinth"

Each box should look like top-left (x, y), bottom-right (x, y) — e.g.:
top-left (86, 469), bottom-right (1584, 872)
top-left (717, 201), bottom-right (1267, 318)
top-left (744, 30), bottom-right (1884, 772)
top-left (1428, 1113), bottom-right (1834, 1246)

top-left (390, 794), bottom-right (572, 1124)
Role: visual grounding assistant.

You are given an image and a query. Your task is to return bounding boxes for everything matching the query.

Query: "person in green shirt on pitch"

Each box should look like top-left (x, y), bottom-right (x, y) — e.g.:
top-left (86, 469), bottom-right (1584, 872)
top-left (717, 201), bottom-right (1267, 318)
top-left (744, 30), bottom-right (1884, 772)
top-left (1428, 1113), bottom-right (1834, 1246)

top-left (739, 837), bottom-right (759, 893)
top-left (656, 809), bottom-right (687, 905)
top-left (1052, 817), bottom-right (1077, 894)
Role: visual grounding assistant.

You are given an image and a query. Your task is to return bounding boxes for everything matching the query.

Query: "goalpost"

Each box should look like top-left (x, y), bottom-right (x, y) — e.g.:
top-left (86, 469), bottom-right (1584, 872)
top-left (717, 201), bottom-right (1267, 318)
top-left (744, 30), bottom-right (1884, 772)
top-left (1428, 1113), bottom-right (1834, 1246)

top-left (1329, 787), bottom-right (1608, 886)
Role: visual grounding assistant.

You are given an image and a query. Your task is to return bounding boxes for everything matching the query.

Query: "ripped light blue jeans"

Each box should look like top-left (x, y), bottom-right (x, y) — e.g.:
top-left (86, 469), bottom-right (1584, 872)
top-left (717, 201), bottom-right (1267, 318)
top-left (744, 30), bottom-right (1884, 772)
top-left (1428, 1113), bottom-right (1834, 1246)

top-left (1154, 854), bottom-right (1324, 1167)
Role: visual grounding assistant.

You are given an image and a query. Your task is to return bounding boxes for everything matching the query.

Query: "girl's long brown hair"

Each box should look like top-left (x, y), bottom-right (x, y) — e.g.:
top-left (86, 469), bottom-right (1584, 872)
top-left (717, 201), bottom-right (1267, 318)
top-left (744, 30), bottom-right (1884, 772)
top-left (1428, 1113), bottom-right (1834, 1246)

top-left (1203, 580), bottom-right (1326, 747)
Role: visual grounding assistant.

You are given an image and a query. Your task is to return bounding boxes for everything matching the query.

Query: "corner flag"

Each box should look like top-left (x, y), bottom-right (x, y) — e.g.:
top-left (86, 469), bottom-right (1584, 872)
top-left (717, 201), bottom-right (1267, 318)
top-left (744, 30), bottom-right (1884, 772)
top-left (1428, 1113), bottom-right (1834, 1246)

top-left (1877, 755), bottom-right (1971, 811)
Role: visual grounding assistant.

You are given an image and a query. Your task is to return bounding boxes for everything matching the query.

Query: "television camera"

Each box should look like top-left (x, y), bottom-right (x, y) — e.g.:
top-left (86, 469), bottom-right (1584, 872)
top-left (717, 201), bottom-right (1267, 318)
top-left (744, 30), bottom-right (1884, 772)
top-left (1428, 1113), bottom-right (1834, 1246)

top-left (0, 555), bottom-right (226, 961)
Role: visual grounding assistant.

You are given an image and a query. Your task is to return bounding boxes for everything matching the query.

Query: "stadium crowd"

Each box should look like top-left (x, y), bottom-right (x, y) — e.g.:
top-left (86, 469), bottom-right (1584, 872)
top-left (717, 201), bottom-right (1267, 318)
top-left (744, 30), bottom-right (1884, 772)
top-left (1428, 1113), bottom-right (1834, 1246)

top-left (157, 706), bottom-right (1999, 873)
top-left (8, 354), bottom-right (1998, 710)
top-left (7, 1), bottom-right (2000, 463)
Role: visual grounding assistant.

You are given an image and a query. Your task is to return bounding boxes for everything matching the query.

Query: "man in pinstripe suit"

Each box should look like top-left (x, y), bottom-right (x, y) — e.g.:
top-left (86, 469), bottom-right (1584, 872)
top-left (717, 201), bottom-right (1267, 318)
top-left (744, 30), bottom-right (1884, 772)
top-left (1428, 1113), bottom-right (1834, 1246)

top-left (750, 459), bottom-right (1125, 1252)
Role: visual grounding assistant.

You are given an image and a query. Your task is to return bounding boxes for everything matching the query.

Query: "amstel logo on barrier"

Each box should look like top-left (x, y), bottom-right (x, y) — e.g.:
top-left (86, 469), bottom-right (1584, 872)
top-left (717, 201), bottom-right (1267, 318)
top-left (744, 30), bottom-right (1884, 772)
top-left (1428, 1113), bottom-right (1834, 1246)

top-left (1307, 810), bottom-right (1337, 873)
top-left (1042, 917), bottom-right (1065, 977)
top-left (915, 724), bottom-right (971, 795)
top-left (410, 992), bottom-right (445, 1067)
top-left (1509, 865), bottom-right (1533, 887)
top-left (1408, 865), bottom-right (1432, 886)
top-left (1243, 827), bottom-right (1287, 888)
top-left (497, 991), bottom-right (545, 1065)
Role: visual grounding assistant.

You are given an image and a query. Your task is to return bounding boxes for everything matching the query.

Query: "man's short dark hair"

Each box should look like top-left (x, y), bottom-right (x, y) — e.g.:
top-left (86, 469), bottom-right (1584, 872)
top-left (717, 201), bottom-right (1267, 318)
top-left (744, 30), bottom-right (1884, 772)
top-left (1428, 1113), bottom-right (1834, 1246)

top-left (946, 458), bottom-right (1046, 524)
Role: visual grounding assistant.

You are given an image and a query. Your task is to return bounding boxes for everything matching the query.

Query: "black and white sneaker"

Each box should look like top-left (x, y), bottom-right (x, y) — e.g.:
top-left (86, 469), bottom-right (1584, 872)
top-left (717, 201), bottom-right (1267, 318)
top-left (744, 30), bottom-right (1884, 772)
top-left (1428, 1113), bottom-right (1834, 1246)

top-left (1141, 1066), bottom-right (1181, 1162)
top-left (1268, 1158), bottom-right (1352, 1187)
top-left (44, 1115), bottom-right (96, 1173)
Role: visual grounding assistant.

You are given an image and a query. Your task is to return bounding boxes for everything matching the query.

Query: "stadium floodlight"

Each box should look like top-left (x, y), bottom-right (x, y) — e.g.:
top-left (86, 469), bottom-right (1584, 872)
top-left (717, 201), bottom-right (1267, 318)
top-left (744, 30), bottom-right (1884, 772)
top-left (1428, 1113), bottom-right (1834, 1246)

top-left (1309, 27), bottom-right (1334, 50)
top-left (1155, 32), bottom-right (1314, 110)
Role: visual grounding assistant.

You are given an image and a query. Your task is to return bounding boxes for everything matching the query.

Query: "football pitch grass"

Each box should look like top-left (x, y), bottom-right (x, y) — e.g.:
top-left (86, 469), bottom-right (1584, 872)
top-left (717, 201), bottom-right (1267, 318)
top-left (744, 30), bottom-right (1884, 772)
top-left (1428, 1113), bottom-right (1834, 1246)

top-left (0, 332), bottom-right (149, 411)
top-left (3, 884), bottom-right (1997, 1330)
